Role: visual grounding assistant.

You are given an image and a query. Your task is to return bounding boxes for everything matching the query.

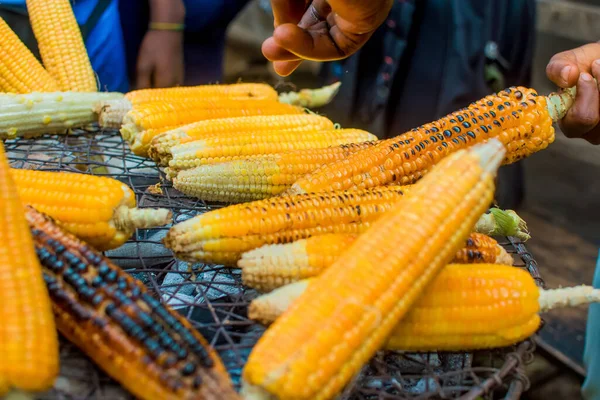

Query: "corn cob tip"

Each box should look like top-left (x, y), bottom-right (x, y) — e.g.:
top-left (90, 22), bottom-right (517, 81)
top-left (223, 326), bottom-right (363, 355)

top-left (278, 82), bottom-right (341, 109)
top-left (248, 280), bottom-right (310, 324)
top-left (241, 380), bottom-right (276, 400)
top-left (473, 208), bottom-right (530, 241)
top-left (546, 86), bottom-right (577, 121)
top-left (539, 285), bottom-right (600, 312)
top-left (96, 98), bottom-right (132, 128)
top-left (470, 138), bottom-right (506, 174)
top-left (113, 206), bottom-right (172, 231)
top-left (497, 245), bottom-right (515, 265)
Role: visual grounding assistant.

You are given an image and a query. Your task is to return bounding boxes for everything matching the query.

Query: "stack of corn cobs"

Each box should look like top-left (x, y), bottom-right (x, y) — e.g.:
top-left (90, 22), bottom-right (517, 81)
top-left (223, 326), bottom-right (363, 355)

top-left (0, 1), bottom-right (597, 400)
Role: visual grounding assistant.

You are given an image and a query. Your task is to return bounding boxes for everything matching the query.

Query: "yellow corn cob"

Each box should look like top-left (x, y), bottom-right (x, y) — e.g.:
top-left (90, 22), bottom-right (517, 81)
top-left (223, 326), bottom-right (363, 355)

top-left (165, 128), bottom-right (377, 177)
top-left (242, 139), bottom-right (505, 400)
top-left (240, 232), bottom-right (513, 292)
top-left (248, 264), bottom-right (600, 352)
top-left (0, 17), bottom-right (58, 93)
top-left (98, 82), bottom-right (341, 129)
top-left (26, 0), bottom-right (97, 92)
top-left (164, 180), bottom-right (527, 265)
top-left (11, 168), bottom-right (172, 250)
top-left (0, 91), bottom-right (123, 139)
top-left (0, 144), bottom-right (58, 395)
top-left (149, 114), bottom-right (335, 165)
top-left (121, 100), bottom-right (305, 156)
top-left (289, 86), bottom-right (575, 194)
top-left (25, 207), bottom-right (241, 400)
top-left (172, 142), bottom-right (377, 203)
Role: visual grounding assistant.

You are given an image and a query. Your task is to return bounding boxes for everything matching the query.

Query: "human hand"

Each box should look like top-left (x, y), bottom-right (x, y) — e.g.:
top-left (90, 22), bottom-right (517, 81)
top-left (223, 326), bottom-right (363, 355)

top-left (135, 30), bottom-right (185, 89)
top-left (262, 0), bottom-right (393, 77)
top-left (546, 42), bottom-right (600, 145)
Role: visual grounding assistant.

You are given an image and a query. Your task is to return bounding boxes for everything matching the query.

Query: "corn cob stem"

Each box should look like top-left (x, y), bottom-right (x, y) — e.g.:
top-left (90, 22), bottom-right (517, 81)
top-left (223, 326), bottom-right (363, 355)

top-left (242, 140), bottom-right (505, 399)
top-left (0, 92), bottom-right (124, 139)
top-left (278, 82), bottom-right (341, 108)
top-left (546, 86), bottom-right (577, 121)
top-left (25, 207), bottom-right (240, 400)
top-left (474, 208), bottom-right (530, 241)
top-left (539, 285), bottom-right (600, 312)
top-left (112, 206), bottom-right (172, 232)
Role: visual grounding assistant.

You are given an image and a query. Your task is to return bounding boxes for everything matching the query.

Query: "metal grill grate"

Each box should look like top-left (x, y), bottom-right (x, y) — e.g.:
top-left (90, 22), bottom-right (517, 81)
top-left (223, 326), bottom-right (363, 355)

top-left (4, 130), bottom-right (543, 400)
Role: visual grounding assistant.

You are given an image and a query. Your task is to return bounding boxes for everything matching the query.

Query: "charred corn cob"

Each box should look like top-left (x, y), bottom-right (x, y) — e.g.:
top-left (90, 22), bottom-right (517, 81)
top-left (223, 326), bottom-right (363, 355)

top-left (149, 114), bottom-right (335, 165)
top-left (242, 139), bottom-right (504, 400)
top-left (11, 168), bottom-right (172, 250)
top-left (0, 91), bottom-right (123, 139)
top-left (0, 144), bottom-right (58, 396)
top-left (165, 129), bottom-right (376, 177)
top-left (248, 264), bottom-right (600, 352)
top-left (164, 180), bottom-right (526, 265)
top-left (26, 0), bottom-right (97, 92)
top-left (98, 83), bottom-right (340, 129)
top-left (240, 232), bottom-right (513, 292)
top-left (0, 17), bottom-right (58, 93)
top-left (289, 86), bottom-right (577, 194)
top-left (121, 100), bottom-right (305, 156)
top-left (25, 207), bottom-right (240, 400)
top-left (172, 142), bottom-right (377, 203)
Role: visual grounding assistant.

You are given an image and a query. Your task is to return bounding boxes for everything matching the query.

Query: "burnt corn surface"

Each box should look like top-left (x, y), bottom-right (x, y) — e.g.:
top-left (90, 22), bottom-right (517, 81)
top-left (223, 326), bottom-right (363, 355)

top-left (25, 207), bottom-right (240, 400)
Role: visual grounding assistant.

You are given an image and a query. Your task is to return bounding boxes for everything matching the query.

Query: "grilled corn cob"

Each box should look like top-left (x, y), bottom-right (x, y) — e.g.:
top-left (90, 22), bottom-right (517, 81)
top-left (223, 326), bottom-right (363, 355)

top-left (248, 264), bottom-right (600, 352)
top-left (165, 129), bottom-right (376, 177)
top-left (25, 207), bottom-right (240, 400)
top-left (11, 168), bottom-right (172, 250)
top-left (164, 181), bottom-right (526, 265)
top-left (121, 100), bottom-right (305, 156)
top-left (98, 82), bottom-right (340, 129)
top-left (0, 91), bottom-right (123, 139)
top-left (0, 144), bottom-right (58, 395)
top-left (26, 0), bottom-right (97, 92)
top-left (242, 139), bottom-right (504, 400)
top-left (240, 233), bottom-right (513, 292)
top-left (172, 142), bottom-right (377, 203)
top-left (289, 86), bottom-right (576, 194)
top-left (149, 114), bottom-right (335, 165)
top-left (0, 17), bottom-right (58, 93)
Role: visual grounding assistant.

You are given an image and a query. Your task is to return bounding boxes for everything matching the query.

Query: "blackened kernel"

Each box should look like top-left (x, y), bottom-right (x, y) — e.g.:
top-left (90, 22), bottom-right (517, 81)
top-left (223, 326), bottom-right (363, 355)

top-left (98, 263), bottom-right (111, 276)
top-left (192, 376), bottom-right (202, 389)
top-left (493, 120), bottom-right (501, 127)
top-left (391, 142), bottom-right (400, 149)
top-left (91, 293), bottom-right (104, 306)
top-left (105, 303), bottom-right (117, 316)
top-left (468, 111), bottom-right (474, 117)
top-left (462, 121), bottom-right (471, 128)
top-left (92, 317), bottom-right (107, 329)
top-left (425, 129), bottom-right (430, 134)
top-left (504, 101), bottom-right (511, 106)
top-left (481, 126), bottom-right (489, 133)
top-left (177, 348), bottom-right (188, 360)
top-left (520, 101), bottom-right (528, 107)
top-left (456, 115), bottom-right (464, 122)
top-left (117, 279), bottom-right (128, 290)
top-left (430, 127), bottom-right (439, 132)
top-left (410, 149), bottom-right (415, 156)
top-left (484, 112), bottom-right (490, 118)
top-left (91, 276), bottom-right (103, 287)
top-left (497, 105), bottom-right (505, 111)
top-left (466, 131), bottom-right (476, 139)
top-left (449, 118), bottom-right (457, 123)
top-left (77, 262), bottom-right (87, 272)
top-left (181, 363), bottom-right (197, 376)
top-left (403, 152), bottom-right (410, 160)
top-left (105, 270), bottom-right (117, 282)
top-left (500, 116), bottom-right (505, 122)
top-left (512, 111), bottom-right (519, 118)
top-left (452, 138), bottom-right (459, 144)
top-left (163, 355), bottom-right (178, 368)
top-left (471, 118), bottom-right (477, 124)
top-left (452, 126), bottom-right (461, 133)
top-left (430, 136), bottom-right (438, 143)
top-left (442, 142), bottom-right (448, 148)
top-left (490, 110), bottom-right (496, 117)
top-left (130, 287), bottom-right (141, 298)
top-left (437, 133), bottom-right (444, 140)
top-left (458, 135), bottom-right (467, 143)
top-left (486, 100), bottom-right (494, 106)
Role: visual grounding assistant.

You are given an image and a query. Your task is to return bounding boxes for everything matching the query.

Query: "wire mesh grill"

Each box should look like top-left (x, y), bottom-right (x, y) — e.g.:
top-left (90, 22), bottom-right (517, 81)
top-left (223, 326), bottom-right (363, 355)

top-left (4, 129), bottom-right (543, 400)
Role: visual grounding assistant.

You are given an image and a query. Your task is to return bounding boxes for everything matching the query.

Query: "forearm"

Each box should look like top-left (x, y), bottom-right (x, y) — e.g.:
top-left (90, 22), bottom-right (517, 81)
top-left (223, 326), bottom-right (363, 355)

top-left (148, 0), bottom-right (185, 23)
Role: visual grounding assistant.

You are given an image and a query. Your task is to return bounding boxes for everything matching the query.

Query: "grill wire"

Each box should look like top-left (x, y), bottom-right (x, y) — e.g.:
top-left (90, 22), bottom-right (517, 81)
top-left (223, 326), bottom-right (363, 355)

top-left (4, 130), bottom-right (543, 400)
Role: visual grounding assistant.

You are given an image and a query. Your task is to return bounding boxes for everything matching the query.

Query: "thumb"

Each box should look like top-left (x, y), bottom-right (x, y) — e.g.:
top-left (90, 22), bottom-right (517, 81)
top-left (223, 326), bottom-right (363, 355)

top-left (546, 42), bottom-right (600, 88)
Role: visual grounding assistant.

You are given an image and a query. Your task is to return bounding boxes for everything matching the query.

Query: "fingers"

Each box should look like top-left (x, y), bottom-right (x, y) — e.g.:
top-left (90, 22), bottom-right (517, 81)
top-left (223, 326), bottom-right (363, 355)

top-left (262, 37), bottom-right (302, 62)
top-left (273, 60), bottom-right (303, 76)
top-left (273, 23), bottom-right (346, 60)
top-left (271, 0), bottom-right (309, 26)
top-left (136, 59), bottom-right (153, 89)
top-left (546, 42), bottom-right (600, 88)
top-left (559, 72), bottom-right (600, 138)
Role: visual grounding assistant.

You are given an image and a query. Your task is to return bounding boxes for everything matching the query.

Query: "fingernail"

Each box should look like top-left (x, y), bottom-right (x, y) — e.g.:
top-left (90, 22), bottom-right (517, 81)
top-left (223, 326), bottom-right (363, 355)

top-left (594, 59), bottom-right (600, 67)
top-left (561, 66), bottom-right (572, 83)
top-left (581, 72), bottom-right (593, 82)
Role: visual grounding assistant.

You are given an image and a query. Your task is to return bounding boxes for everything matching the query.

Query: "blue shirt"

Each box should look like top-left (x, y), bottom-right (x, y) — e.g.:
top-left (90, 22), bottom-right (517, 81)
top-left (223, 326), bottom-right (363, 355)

top-left (2, 0), bottom-right (128, 92)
